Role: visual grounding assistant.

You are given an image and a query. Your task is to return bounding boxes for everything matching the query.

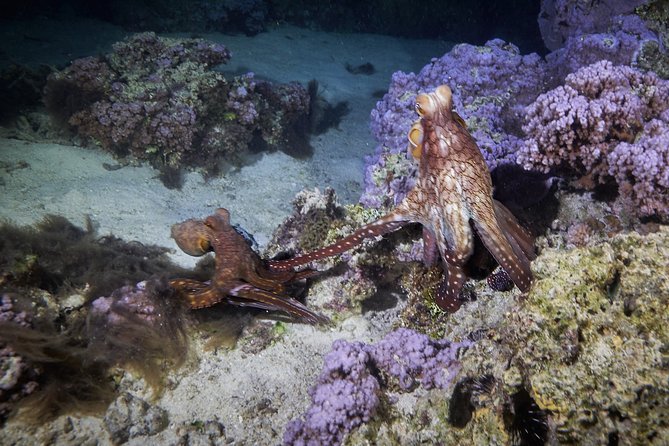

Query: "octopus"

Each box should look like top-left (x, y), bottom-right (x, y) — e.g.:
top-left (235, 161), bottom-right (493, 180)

top-left (168, 208), bottom-right (328, 324)
top-left (269, 85), bottom-right (535, 312)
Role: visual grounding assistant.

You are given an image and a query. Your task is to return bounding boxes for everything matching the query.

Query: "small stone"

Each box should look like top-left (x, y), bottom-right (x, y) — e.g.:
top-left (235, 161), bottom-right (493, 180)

top-left (104, 392), bottom-right (168, 444)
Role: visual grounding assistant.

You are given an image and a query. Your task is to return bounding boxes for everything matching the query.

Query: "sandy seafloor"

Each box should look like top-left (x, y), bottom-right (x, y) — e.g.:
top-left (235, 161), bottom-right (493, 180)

top-left (0, 16), bottom-right (449, 444)
top-left (0, 16), bottom-right (448, 265)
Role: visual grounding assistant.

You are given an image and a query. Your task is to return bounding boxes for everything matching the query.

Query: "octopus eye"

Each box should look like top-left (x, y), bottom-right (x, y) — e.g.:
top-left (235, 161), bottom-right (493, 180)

top-left (407, 123), bottom-right (424, 159)
top-left (415, 94), bottom-right (432, 117)
top-left (452, 111), bottom-right (468, 130)
top-left (198, 237), bottom-right (212, 253)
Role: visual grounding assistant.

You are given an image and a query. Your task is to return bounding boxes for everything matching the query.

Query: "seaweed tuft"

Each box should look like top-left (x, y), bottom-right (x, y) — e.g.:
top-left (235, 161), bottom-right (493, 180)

top-left (0, 215), bottom-right (195, 298)
top-left (0, 278), bottom-right (190, 425)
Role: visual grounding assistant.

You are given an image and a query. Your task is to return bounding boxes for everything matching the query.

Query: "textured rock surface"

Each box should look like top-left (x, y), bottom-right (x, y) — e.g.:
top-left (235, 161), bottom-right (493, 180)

top-left (376, 227), bottom-right (669, 445)
top-left (104, 393), bottom-right (169, 444)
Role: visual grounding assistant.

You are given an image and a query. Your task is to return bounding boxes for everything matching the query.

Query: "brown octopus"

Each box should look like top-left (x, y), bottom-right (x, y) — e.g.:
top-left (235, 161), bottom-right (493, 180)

top-left (269, 85), bottom-right (535, 312)
top-left (169, 208), bottom-right (327, 324)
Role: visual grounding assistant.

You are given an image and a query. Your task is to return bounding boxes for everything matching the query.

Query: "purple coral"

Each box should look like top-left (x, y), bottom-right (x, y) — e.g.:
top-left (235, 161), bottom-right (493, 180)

top-left (44, 32), bottom-right (310, 174)
top-left (607, 113), bottom-right (669, 217)
top-left (370, 328), bottom-right (467, 391)
top-left (89, 281), bottom-right (166, 326)
top-left (537, 1), bottom-right (659, 84)
top-left (544, 13), bottom-right (659, 82)
top-left (363, 39), bottom-right (547, 208)
top-left (87, 280), bottom-right (188, 364)
top-left (517, 60), bottom-right (669, 217)
top-left (226, 73), bottom-right (259, 125)
top-left (0, 294), bottom-right (31, 328)
top-left (284, 340), bottom-right (379, 446)
top-left (0, 295), bottom-right (42, 421)
top-left (284, 328), bottom-right (470, 445)
top-left (44, 32), bottom-right (229, 166)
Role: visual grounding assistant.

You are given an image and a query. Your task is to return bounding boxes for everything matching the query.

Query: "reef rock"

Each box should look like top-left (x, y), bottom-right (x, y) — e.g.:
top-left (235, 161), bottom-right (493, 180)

top-left (349, 227), bottom-right (669, 445)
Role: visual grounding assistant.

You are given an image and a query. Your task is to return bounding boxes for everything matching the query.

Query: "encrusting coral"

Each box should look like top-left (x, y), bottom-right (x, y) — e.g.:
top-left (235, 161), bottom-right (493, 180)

top-left (459, 227), bottom-right (669, 445)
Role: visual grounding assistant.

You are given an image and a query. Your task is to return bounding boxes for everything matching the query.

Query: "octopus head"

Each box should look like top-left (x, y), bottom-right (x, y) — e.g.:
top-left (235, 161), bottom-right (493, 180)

top-left (415, 84), bottom-right (453, 122)
top-left (171, 219), bottom-right (213, 256)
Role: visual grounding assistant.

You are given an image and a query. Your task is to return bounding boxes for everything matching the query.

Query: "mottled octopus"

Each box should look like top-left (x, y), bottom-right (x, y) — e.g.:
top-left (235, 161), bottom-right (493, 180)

top-left (270, 85), bottom-right (536, 312)
top-left (169, 208), bottom-right (327, 324)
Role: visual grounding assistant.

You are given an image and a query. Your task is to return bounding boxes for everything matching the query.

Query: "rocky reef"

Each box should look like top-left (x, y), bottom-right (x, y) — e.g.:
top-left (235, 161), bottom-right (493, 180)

top-left (2, 2), bottom-right (669, 445)
top-left (44, 32), bottom-right (311, 179)
top-left (323, 226), bottom-right (668, 445)
top-left (261, 184), bottom-right (669, 444)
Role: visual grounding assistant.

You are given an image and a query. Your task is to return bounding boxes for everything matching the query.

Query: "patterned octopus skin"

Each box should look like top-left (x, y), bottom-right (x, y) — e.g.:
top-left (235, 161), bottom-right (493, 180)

top-left (269, 85), bottom-right (535, 313)
top-left (169, 208), bottom-right (328, 324)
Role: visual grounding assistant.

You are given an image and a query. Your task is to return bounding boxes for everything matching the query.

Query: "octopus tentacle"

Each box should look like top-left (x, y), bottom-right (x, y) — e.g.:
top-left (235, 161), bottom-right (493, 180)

top-left (226, 282), bottom-right (329, 324)
top-left (236, 264), bottom-right (290, 293)
top-left (268, 213), bottom-right (410, 271)
top-left (256, 264), bottom-right (320, 284)
top-left (472, 217), bottom-right (532, 292)
top-left (493, 200), bottom-right (536, 261)
top-left (435, 262), bottom-right (468, 313)
top-left (421, 227), bottom-right (440, 267)
top-left (430, 215), bottom-right (473, 311)
top-left (169, 278), bottom-right (224, 309)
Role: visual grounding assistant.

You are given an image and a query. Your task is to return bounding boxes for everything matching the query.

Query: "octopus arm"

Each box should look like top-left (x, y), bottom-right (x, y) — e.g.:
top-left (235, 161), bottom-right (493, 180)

top-left (257, 265), bottom-right (320, 284)
top-left (227, 281), bottom-right (328, 324)
top-left (269, 213), bottom-right (410, 271)
top-left (421, 227), bottom-right (440, 267)
top-left (429, 217), bottom-right (471, 312)
top-left (493, 200), bottom-right (536, 261)
top-left (472, 218), bottom-right (533, 292)
top-left (169, 278), bottom-right (224, 309)
top-left (435, 262), bottom-right (468, 313)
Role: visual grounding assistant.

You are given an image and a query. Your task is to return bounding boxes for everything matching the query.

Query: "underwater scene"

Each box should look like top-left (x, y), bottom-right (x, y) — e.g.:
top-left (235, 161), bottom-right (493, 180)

top-left (0, 0), bottom-right (668, 444)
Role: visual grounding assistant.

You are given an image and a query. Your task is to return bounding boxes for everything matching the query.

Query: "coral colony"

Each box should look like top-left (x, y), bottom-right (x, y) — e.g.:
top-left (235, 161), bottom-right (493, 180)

top-left (363, 7), bottom-right (668, 219)
top-left (44, 32), bottom-right (310, 175)
top-left (518, 60), bottom-right (669, 217)
top-left (284, 329), bottom-right (470, 445)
